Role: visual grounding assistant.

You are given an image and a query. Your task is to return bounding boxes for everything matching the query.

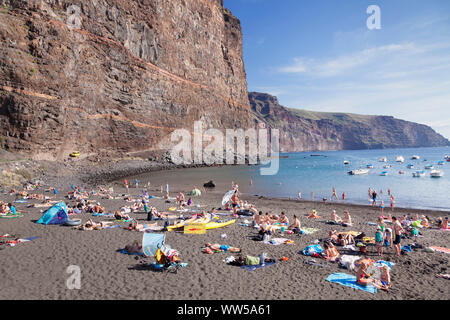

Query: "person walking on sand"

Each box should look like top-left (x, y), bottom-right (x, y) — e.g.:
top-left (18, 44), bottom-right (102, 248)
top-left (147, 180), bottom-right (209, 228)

top-left (135, 179), bottom-right (139, 189)
top-left (331, 187), bottom-right (338, 201)
top-left (392, 216), bottom-right (404, 256)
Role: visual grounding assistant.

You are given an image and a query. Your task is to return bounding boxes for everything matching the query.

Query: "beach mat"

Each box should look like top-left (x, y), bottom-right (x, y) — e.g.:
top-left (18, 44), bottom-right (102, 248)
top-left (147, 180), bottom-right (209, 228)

top-left (300, 228), bottom-right (319, 235)
top-left (430, 246), bottom-right (450, 254)
top-left (263, 238), bottom-right (293, 246)
top-left (240, 261), bottom-right (276, 271)
top-left (326, 273), bottom-right (377, 294)
top-left (117, 249), bottom-right (143, 256)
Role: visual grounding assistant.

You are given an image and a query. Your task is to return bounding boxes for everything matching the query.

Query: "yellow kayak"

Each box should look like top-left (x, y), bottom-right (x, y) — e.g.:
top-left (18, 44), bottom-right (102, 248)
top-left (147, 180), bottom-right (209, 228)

top-left (205, 219), bottom-right (236, 230)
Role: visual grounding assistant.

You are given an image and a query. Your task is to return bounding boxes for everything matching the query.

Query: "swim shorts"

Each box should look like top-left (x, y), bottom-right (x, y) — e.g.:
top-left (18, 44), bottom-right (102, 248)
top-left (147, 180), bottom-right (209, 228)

top-left (220, 245), bottom-right (230, 251)
top-left (393, 234), bottom-right (401, 245)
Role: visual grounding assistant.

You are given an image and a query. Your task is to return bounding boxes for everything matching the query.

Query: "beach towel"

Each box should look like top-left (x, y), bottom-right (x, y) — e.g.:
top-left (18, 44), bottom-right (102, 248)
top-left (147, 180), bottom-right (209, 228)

top-left (430, 246), bottom-right (450, 254)
top-left (105, 225), bottom-right (120, 229)
top-left (366, 222), bottom-right (377, 226)
top-left (401, 245), bottom-right (412, 252)
top-left (326, 273), bottom-right (377, 294)
top-left (343, 244), bottom-right (358, 251)
top-left (300, 228), bottom-right (319, 235)
top-left (374, 260), bottom-right (396, 269)
top-left (263, 237), bottom-right (293, 246)
top-left (338, 255), bottom-right (361, 271)
top-left (302, 244), bottom-right (323, 256)
top-left (117, 248), bottom-right (143, 256)
top-left (440, 228), bottom-right (450, 231)
top-left (240, 261), bottom-right (276, 271)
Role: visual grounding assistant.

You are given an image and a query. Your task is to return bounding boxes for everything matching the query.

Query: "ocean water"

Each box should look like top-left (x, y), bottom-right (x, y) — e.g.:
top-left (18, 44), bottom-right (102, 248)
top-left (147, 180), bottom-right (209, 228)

top-left (131, 146), bottom-right (450, 212)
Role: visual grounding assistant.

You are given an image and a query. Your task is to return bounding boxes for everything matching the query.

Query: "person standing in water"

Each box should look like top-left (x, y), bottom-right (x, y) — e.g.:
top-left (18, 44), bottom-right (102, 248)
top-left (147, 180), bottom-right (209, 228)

top-left (390, 195), bottom-right (395, 212)
top-left (342, 192), bottom-right (346, 201)
top-left (331, 187), bottom-right (338, 201)
top-left (298, 191), bottom-right (302, 200)
top-left (371, 190), bottom-right (377, 206)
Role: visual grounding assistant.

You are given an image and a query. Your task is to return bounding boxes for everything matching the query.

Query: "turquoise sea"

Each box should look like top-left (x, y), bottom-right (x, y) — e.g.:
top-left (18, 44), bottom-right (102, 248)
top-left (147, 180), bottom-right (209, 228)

top-left (133, 146), bottom-right (450, 212)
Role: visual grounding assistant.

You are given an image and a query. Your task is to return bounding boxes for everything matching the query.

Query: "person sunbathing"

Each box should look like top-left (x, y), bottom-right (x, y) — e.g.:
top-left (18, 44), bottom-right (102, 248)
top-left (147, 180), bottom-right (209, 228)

top-left (125, 240), bottom-right (142, 254)
top-left (114, 210), bottom-right (131, 221)
top-left (92, 204), bottom-right (104, 214)
top-left (330, 210), bottom-right (342, 223)
top-left (127, 219), bottom-right (157, 231)
top-left (288, 215), bottom-right (301, 233)
top-left (355, 261), bottom-right (390, 291)
top-left (308, 209), bottom-right (320, 219)
top-left (421, 215), bottom-right (430, 228)
top-left (337, 233), bottom-right (355, 246)
top-left (76, 219), bottom-right (113, 230)
top-left (253, 211), bottom-right (263, 227)
top-left (442, 217), bottom-right (449, 229)
top-left (342, 211), bottom-right (352, 226)
top-left (321, 241), bottom-right (340, 262)
top-left (202, 243), bottom-right (241, 254)
top-left (278, 212), bottom-right (289, 225)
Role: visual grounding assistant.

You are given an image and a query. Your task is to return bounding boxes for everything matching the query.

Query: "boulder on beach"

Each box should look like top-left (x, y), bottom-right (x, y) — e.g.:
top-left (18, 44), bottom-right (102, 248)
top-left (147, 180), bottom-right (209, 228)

top-left (203, 180), bottom-right (216, 188)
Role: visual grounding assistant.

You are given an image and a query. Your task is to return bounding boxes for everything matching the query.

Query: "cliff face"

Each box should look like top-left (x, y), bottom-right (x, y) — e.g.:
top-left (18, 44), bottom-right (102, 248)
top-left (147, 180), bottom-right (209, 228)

top-left (249, 92), bottom-right (450, 152)
top-left (0, 0), bottom-right (253, 160)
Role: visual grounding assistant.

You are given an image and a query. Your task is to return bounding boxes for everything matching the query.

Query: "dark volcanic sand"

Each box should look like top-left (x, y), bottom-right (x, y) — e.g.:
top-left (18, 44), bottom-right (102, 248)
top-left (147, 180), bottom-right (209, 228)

top-left (1, 177), bottom-right (448, 300)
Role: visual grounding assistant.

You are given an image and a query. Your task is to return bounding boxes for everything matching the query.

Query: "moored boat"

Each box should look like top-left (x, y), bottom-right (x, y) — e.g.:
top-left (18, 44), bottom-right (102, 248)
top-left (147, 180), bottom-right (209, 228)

top-left (430, 170), bottom-right (444, 178)
top-left (395, 156), bottom-right (405, 163)
top-left (348, 168), bottom-right (370, 175)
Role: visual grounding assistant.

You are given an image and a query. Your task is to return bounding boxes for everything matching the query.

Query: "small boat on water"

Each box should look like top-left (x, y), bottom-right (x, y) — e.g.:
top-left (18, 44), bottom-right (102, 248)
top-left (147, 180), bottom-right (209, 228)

top-left (412, 170), bottom-right (425, 177)
top-left (366, 164), bottom-right (374, 169)
top-left (430, 170), bottom-right (444, 178)
top-left (411, 155), bottom-right (420, 160)
top-left (348, 169), bottom-right (370, 175)
top-left (438, 161), bottom-right (445, 166)
top-left (399, 170), bottom-right (405, 174)
top-left (343, 160), bottom-right (350, 165)
top-left (395, 156), bottom-right (405, 163)
top-left (379, 157), bottom-right (387, 162)
top-left (380, 171), bottom-right (389, 176)
top-left (445, 155), bottom-right (450, 162)
top-left (383, 164), bottom-right (392, 169)
top-left (425, 164), bottom-right (434, 170)
top-left (406, 164), bottom-right (414, 169)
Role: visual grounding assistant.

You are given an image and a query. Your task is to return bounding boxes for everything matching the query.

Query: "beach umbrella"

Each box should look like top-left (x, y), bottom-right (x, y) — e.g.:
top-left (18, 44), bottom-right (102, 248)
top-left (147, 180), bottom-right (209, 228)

top-left (221, 190), bottom-right (235, 206)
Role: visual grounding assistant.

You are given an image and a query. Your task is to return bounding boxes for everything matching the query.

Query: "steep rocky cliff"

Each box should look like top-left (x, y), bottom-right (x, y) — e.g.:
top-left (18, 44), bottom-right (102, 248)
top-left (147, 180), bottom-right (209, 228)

top-left (249, 92), bottom-right (450, 152)
top-left (0, 0), bottom-right (254, 160)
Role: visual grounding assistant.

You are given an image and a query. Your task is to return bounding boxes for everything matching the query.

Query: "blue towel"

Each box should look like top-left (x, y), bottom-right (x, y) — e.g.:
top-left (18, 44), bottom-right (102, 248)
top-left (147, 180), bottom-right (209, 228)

top-left (326, 273), bottom-right (377, 294)
top-left (401, 245), bottom-right (412, 252)
top-left (302, 244), bottom-right (323, 256)
top-left (375, 260), bottom-right (396, 269)
top-left (105, 225), bottom-right (120, 229)
top-left (240, 261), bottom-right (276, 271)
top-left (117, 249), bottom-right (143, 256)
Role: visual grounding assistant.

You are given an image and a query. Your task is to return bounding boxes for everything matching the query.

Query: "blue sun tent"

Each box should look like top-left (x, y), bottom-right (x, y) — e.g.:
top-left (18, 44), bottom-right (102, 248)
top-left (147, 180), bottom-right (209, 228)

top-left (36, 202), bottom-right (68, 225)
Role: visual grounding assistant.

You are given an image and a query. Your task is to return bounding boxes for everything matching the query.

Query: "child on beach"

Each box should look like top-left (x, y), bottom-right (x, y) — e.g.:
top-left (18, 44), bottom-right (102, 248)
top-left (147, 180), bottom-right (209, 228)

top-left (380, 200), bottom-right (385, 215)
top-left (330, 210), bottom-right (342, 223)
top-left (308, 209), bottom-right (320, 219)
top-left (375, 226), bottom-right (384, 256)
top-left (384, 228), bottom-right (392, 248)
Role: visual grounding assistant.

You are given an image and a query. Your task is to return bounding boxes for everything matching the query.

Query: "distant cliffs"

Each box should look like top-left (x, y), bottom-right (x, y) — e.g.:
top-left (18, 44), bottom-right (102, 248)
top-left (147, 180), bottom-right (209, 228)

top-left (249, 92), bottom-right (450, 152)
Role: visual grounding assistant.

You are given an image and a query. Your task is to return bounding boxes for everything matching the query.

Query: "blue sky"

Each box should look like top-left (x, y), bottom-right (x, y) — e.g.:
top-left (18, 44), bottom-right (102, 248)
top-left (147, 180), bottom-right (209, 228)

top-left (224, 0), bottom-right (450, 139)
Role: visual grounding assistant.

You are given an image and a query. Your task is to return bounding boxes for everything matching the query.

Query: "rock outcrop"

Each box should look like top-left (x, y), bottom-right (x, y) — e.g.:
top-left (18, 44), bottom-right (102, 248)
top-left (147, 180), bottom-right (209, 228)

top-left (0, 0), bottom-right (253, 160)
top-left (249, 92), bottom-right (450, 152)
